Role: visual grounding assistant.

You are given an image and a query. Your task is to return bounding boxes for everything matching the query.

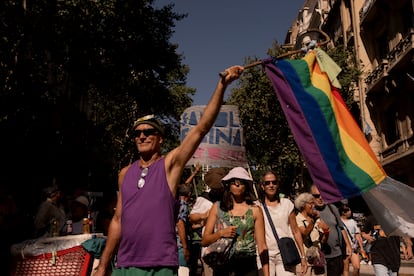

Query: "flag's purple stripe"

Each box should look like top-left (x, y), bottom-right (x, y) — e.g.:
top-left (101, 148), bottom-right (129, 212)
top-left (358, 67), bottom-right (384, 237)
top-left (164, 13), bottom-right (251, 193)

top-left (264, 60), bottom-right (343, 202)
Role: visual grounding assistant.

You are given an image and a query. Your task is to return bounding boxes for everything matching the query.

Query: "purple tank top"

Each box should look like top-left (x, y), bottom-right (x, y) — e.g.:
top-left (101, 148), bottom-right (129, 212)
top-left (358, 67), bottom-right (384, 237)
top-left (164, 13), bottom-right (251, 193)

top-left (116, 157), bottom-right (178, 268)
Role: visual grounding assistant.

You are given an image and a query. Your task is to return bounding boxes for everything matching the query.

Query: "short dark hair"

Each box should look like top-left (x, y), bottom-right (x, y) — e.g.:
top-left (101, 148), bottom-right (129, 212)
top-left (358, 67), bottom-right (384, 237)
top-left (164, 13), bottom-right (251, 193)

top-left (178, 184), bottom-right (192, 196)
top-left (339, 204), bottom-right (350, 214)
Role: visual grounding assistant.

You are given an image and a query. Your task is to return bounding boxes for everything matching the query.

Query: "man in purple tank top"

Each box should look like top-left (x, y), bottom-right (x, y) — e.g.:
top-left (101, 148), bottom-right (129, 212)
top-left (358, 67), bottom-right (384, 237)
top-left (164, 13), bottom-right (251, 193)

top-left (94, 65), bottom-right (244, 276)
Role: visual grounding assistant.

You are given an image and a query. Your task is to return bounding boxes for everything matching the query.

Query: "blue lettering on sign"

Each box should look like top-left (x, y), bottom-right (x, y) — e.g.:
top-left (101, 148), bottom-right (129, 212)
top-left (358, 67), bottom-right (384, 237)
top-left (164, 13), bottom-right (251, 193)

top-left (215, 128), bottom-right (241, 146)
top-left (180, 127), bottom-right (190, 141)
top-left (180, 107), bottom-right (243, 146)
top-left (230, 111), bottom-right (239, 127)
top-left (215, 112), bottom-right (227, 127)
top-left (181, 110), bottom-right (240, 127)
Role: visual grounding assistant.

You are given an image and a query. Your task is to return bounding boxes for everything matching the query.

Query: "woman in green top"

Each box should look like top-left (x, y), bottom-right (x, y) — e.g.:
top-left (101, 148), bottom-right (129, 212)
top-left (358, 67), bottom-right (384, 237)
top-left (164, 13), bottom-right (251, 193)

top-left (202, 167), bottom-right (269, 276)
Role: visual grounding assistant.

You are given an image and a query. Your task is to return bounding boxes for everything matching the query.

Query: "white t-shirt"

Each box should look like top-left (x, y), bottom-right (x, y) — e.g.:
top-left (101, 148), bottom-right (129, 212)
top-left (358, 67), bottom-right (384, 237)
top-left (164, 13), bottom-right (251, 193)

top-left (190, 196), bottom-right (213, 215)
top-left (259, 198), bottom-right (294, 256)
top-left (342, 218), bottom-right (360, 250)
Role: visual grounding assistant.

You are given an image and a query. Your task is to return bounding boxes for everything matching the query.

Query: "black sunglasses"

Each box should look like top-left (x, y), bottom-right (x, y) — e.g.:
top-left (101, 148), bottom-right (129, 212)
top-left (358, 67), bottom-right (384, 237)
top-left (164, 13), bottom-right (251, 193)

top-left (132, 128), bottom-right (158, 138)
top-left (230, 179), bottom-right (247, 186)
top-left (264, 180), bottom-right (279, 186)
top-left (312, 193), bottom-right (321, 198)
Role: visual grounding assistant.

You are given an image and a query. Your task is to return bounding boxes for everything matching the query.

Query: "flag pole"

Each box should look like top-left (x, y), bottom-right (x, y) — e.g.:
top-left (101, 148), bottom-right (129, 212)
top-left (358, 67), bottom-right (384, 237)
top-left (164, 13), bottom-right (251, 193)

top-left (219, 28), bottom-right (330, 77)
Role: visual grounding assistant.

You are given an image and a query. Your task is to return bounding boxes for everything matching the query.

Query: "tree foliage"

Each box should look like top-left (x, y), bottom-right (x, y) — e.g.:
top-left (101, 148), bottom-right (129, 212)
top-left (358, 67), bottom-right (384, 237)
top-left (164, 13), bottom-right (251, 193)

top-left (0, 0), bottom-right (193, 195)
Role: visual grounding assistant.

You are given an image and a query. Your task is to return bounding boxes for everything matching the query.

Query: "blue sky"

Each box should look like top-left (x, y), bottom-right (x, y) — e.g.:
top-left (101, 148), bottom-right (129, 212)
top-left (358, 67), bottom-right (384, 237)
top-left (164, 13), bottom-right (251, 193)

top-left (155, 1), bottom-right (304, 105)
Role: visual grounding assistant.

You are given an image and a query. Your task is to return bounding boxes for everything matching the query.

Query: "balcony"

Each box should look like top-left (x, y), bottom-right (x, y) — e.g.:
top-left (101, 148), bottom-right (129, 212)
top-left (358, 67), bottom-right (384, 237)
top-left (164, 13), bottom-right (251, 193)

top-left (365, 59), bottom-right (388, 93)
top-left (381, 135), bottom-right (414, 166)
top-left (365, 29), bottom-right (414, 95)
top-left (387, 28), bottom-right (414, 72)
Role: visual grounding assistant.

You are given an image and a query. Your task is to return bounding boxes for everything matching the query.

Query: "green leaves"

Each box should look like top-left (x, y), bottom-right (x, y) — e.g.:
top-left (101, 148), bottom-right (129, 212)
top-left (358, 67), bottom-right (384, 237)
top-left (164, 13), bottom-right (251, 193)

top-left (0, 0), bottom-right (192, 191)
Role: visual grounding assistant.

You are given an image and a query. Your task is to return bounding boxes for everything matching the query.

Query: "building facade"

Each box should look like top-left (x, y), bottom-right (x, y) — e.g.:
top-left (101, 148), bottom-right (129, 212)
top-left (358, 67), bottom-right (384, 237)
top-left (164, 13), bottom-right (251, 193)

top-left (285, 0), bottom-right (414, 187)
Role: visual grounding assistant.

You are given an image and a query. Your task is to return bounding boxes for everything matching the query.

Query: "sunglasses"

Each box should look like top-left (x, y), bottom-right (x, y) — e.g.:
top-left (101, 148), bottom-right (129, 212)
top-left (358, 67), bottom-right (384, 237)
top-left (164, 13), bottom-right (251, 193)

top-left (230, 179), bottom-right (246, 186)
top-left (138, 167), bottom-right (149, 189)
top-left (132, 128), bottom-right (158, 138)
top-left (264, 180), bottom-right (279, 186)
top-left (312, 193), bottom-right (321, 198)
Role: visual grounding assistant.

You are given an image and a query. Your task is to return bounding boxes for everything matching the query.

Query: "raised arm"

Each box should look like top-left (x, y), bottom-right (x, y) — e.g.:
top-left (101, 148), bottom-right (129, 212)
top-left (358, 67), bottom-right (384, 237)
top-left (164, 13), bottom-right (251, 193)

top-left (184, 164), bottom-right (201, 185)
top-left (164, 66), bottom-right (244, 192)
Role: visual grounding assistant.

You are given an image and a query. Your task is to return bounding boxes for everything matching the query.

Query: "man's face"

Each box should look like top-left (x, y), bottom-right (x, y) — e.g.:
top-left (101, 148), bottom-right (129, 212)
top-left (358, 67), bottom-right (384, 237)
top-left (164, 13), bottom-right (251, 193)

top-left (133, 124), bottom-right (162, 154)
top-left (261, 173), bottom-right (279, 197)
top-left (311, 185), bottom-right (324, 208)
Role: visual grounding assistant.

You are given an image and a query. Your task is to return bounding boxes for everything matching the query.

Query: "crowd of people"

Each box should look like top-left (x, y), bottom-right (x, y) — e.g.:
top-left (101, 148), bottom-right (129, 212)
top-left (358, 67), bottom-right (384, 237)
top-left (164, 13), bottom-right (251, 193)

top-left (86, 162), bottom-right (412, 276)
top-left (91, 65), bottom-right (411, 276)
top-left (3, 64), bottom-right (413, 276)
top-left (31, 185), bottom-right (117, 238)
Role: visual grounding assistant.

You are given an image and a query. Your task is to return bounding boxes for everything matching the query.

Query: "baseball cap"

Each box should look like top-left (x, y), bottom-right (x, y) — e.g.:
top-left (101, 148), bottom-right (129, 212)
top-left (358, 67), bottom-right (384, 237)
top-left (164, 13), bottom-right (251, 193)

top-left (132, 114), bottom-right (165, 137)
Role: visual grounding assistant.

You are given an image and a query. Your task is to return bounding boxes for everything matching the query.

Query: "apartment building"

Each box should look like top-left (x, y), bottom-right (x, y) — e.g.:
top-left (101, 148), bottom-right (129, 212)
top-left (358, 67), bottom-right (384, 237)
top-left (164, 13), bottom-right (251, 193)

top-left (285, 0), bottom-right (414, 187)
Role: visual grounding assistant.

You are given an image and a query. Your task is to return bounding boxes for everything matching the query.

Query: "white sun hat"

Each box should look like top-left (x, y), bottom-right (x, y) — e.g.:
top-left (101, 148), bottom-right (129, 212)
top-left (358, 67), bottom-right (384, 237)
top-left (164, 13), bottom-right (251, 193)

top-left (221, 167), bottom-right (253, 182)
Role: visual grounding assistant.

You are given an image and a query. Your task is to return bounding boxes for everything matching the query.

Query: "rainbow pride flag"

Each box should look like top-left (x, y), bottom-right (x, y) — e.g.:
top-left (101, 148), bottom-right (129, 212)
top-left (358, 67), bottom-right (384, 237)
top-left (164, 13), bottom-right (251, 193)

top-left (263, 50), bottom-right (387, 203)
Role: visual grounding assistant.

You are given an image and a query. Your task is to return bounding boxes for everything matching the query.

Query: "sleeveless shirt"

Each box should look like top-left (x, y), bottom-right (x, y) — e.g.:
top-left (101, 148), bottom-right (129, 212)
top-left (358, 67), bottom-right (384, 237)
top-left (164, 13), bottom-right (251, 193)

top-left (116, 157), bottom-right (178, 268)
top-left (224, 206), bottom-right (256, 257)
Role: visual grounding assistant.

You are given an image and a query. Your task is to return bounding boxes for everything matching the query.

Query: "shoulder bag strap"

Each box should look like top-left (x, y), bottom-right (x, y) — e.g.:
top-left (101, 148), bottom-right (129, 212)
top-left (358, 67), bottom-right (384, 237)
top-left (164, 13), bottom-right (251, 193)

top-left (262, 202), bottom-right (280, 243)
top-left (327, 204), bottom-right (341, 226)
top-left (217, 201), bottom-right (232, 226)
top-left (342, 221), bottom-right (355, 243)
top-left (327, 204), bottom-right (345, 243)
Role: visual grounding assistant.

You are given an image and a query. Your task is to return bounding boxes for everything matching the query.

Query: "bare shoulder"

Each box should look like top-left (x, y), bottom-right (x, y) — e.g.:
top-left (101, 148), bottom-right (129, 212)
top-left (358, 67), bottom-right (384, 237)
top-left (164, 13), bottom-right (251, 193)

top-left (251, 205), bottom-right (264, 217)
top-left (118, 164), bottom-right (132, 187)
top-left (119, 164), bottom-right (132, 176)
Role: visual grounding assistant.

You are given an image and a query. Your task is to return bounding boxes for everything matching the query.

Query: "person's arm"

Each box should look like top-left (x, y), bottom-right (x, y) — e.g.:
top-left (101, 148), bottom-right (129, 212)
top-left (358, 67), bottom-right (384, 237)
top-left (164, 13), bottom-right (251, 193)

top-left (361, 220), bottom-right (375, 245)
top-left (341, 228), bottom-right (352, 257)
top-left (289, 211), bottom-right (308, 275)
top-left (355, 231), bottom-right (366, 254)
top-left (253, 206), bottom-right (269, 276)
top-left (316, 219), bottom-right (330, 243)
top-left (177, 219), bottom-right (190, 263)
top-left (184, 164), bottom-right (201, 185)
top-left (403, 236), bottom-right (413, 260)
top-left (189, 210), bottom-right (209, 226)
top-left (93, 166), bottom-right (128, 276)
top-left (201, 203), bottom-right (238, 246)
top-left (164, 66), bottom-right (244, 194)
top-left (298, 215), bottom-right (315, 237)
